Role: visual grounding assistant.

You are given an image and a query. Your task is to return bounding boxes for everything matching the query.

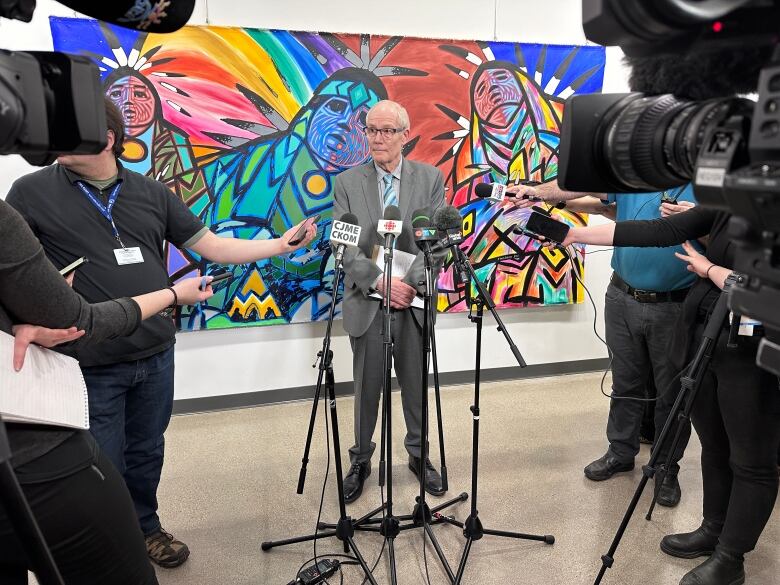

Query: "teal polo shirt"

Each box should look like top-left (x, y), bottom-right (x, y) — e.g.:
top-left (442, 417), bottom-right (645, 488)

top-left (605, 184), bottom-right (698, 292)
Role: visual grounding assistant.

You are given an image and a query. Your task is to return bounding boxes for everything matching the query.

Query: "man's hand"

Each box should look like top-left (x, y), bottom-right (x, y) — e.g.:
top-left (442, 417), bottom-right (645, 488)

top-left (376, 276), bottom-right (417, 310)
top-left (504, 183), bottom-right (544, 209)
top-left (65, 272), bottom-right (75, 287)
top-left (11, 325), bottom-right (85, 372)
top-left (660, 200), bottom-right (695, 218)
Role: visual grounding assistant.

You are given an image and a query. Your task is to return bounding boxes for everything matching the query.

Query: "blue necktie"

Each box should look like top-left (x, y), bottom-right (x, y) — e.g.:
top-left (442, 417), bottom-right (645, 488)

top-left (382, 174), bottom-right (397, 209)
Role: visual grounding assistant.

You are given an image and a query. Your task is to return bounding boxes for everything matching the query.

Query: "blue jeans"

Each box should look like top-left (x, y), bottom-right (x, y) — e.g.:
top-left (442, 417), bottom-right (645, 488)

top-left (81, 346), bottom-right (175, 536)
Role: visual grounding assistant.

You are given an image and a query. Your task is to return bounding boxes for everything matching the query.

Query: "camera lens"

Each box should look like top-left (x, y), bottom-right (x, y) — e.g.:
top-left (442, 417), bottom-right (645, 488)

top-left (596, 94), bottom-right (754, 191)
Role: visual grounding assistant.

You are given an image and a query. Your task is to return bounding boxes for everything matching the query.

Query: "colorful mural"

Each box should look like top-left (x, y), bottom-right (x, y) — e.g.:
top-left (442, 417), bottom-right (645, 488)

top-left (50, 18), bottom-right (605, 329)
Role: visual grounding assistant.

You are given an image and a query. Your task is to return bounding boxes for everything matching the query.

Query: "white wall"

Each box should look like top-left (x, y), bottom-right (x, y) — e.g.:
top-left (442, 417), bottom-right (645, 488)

top-left (0, 0), bottom-right (630, 401)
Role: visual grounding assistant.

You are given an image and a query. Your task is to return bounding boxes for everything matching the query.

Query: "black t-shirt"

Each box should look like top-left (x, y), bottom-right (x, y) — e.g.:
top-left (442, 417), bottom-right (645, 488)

top-left (6, 162), bottom-right (207, 366)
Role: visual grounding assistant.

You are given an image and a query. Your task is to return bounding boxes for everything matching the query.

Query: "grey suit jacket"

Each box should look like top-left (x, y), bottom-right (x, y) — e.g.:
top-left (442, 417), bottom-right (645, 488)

top-left (333, 159), bottom-right (446, 338)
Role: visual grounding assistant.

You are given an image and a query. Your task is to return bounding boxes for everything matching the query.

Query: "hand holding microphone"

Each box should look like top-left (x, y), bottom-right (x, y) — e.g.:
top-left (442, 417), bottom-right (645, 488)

top-left (474, 182), bottom-right (543, 208)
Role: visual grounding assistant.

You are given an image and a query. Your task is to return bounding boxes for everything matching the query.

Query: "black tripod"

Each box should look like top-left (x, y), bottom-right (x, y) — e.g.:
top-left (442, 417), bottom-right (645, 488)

top-left (0, 416), bottom-right (65, 585)
top-left (592, 288), bottom-right (733, 585)
top-left (261, 246), bottom-right (378, 585)
top-left (439, 246), bottom-right (555, 584)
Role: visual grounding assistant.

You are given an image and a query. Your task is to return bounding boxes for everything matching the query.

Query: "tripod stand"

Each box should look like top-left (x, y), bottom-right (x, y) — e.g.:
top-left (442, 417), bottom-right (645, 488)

top-left (0, 416), bottom-right (65, 585)
top-left (261, 247), bottom-right (378, 585)
top-left (592, 288), bottom-right (732, 585)
top-left (439, 246), bottom-right (555, 584)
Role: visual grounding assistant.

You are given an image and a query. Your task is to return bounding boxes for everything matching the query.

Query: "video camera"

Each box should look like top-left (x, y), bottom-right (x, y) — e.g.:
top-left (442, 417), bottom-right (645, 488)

top-left (557, 0), bottom-right (780, 375)
top-left (0, 0), bottom-right (195, 166)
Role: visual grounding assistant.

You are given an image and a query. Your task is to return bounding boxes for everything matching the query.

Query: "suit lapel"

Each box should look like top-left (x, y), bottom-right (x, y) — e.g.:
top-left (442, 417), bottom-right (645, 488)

top-left (360, 163), bottom-right (381, 226)
top-left (399, 159), bottom-right (415, 220)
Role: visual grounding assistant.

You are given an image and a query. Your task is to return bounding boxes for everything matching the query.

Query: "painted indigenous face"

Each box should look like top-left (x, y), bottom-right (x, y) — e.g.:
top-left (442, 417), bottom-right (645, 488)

top-left (106, 75), bottom-right (157, 136)
top-left (473, 67), bottom-right (523, 128)
top-left (306, 95), bottom-right (371, 169)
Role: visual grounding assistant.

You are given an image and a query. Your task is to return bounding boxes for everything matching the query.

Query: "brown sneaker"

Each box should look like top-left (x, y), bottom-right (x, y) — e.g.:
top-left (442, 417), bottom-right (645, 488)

top-left (145, 529), bottom-right (190, 568)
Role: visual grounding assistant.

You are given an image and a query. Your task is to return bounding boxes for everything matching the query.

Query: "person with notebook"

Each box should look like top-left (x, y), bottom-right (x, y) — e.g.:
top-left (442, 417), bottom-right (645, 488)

top-left (0, 196), bottom-right (213, 584)
top-left (5, 97), bottom-right (316, 567)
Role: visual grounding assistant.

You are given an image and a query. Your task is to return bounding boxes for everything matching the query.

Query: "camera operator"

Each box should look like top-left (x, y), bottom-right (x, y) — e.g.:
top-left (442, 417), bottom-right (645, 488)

top-left (562, 204), bottom-right (780, 585)
top-left (5, 97), bottom-right (316, 567)
top-left (506, 179), bottom-right (697, 507)
top-left (0, 196), bottom-right (216, 584)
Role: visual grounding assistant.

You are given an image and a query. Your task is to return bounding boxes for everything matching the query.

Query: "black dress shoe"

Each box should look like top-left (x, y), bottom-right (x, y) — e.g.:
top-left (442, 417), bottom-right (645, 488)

top-left (343, 461), bottom-right (371, 504)
top-left (408, 456), bottom-right (445, 496)
top-left (584, 453), bottom-right (634, 481)
top-left (656, 470), bottom-right (682, 507)
top-left (661, 520), bottom-right (722, 559)
top-left (679, 548), bottom-right (745, 585)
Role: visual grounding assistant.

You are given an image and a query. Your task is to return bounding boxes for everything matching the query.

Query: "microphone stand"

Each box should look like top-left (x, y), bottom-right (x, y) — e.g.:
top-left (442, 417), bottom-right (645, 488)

top-left (592, 288), bottom-right (732, 585)
top-left (261, 245), bottom-right (378, 585)
top-left (437, 245), bottom-right (554, 585)
top-left (358, 235), bottom-right (466, 584)
top-left (377, 232), bottom-right (401, 585)
top-left (408, 242), bottom-right (457, 582)
top-left (0, 415), bottom-right (65, 585)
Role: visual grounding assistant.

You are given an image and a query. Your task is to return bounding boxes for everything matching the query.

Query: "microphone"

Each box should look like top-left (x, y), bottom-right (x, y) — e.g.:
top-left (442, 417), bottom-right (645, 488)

top-left (412, 207), bottom-right (439, 253)
top-left (432, 205), bottom-right (464, 249)
top-left (330, 212), bottom-right (361, 266)
top-left (377, 205), bottom-right (403, 249)
top-left (474, 182), bottom-right (507, 203)
top-left (473, 182), bottom-right (543, 203)
top-left (56, 0), bottom-right (196, 33)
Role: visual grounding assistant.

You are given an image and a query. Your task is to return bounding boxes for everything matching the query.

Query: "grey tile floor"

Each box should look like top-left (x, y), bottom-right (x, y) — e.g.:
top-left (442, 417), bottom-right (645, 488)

top-left (132, 373), bottom-right (778, 584)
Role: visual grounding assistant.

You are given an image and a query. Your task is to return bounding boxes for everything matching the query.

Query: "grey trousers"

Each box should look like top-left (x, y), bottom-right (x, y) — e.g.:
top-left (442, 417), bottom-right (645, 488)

top-left (604, 282), bottom-right (692, 468)
top-left (348, 308), bottom-right (424, 465)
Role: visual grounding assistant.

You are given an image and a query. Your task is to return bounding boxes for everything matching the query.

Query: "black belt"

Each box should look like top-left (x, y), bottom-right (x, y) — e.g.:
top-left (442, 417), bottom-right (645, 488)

top-left (610, 273), bottom-right (690, 303)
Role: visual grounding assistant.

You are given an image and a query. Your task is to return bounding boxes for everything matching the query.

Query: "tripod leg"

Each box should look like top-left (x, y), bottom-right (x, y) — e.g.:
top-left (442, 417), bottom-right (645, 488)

top-left (453, 537), bottom-right (474, 585)
top-left (429, 318), bottom-right (448, 491)
top-left (347, 536), bottom-right (379, 585)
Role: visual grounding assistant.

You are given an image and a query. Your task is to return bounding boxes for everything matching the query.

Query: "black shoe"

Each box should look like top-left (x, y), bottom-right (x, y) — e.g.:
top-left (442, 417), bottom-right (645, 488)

top-left (343, 461), bottom-right (371, 504)
top-left (679, 548), bottom-right (745, 585)
top-left (408, 456), bottom-right (445, 496)
top-left (584, 453), bottom-right (634, 481)
top-left (656, 470), bottom-right (682, 507)
top-left (661, 520), bottom-right (722, 559)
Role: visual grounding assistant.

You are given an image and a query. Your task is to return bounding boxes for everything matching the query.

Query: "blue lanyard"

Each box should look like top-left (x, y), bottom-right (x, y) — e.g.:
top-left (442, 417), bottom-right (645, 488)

top-left (76, 181), bottom-right (126, 248)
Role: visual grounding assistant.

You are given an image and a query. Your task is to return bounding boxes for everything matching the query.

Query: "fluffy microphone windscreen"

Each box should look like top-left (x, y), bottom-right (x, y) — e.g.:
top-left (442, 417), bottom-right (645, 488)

top-left (433, 205), bottom-right (463, 231)
top-left (58, 0), bottom-right (196, 33)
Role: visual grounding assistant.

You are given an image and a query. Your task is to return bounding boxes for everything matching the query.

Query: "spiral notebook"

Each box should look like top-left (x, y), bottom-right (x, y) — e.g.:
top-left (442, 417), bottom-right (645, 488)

top-left (0, 331), bottom-right (89, 429)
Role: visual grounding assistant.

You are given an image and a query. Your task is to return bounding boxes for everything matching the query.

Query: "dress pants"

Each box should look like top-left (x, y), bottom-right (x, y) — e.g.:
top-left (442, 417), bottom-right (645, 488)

top-left (348, 308), bottom-right (424, 464)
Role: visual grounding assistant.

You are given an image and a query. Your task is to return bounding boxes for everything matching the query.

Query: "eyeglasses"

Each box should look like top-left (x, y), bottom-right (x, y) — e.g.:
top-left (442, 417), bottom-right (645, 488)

top-left (362, 127), bottom-right (405, 138)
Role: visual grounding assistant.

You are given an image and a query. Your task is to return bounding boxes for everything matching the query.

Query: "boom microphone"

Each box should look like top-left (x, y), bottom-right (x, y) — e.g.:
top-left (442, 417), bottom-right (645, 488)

top-left (330, 212), bottom-right (361, 266)
top-left (56, 0), bottom-right (196, 33)
top-left (377, 205), bottom-right (402, 249)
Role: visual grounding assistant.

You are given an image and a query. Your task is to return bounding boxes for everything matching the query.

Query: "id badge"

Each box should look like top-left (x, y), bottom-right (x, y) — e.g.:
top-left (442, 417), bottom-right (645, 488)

top-left (729, 312), bottom-right (761, 336)
top-left (114, 247), bottom-right (144, 266)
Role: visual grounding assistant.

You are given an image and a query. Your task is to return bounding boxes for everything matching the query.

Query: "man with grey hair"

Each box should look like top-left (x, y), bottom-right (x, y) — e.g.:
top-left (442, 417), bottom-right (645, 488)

top-left (333, 99), bottom-right (447, 503)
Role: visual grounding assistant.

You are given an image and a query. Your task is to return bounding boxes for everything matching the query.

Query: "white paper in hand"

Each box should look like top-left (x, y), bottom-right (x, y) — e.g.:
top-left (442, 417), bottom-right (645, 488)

top-left (370, 247), bottom-right (424, 309)
top-left (0, 331), bottom-right (89, 429)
